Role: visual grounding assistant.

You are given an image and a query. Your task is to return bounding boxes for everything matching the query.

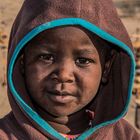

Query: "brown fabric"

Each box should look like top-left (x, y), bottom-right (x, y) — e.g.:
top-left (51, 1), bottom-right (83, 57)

top-left (0, 114), bottom-right (139, 140)
top-left (0, 0), bottom-right (139, 139)
top-left (88, 119), bottom-right (140, 140)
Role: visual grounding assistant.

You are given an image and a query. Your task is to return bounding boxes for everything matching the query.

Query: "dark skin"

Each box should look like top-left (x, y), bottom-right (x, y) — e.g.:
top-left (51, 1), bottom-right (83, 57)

top-left (23, 27), bottom-right (102, 134)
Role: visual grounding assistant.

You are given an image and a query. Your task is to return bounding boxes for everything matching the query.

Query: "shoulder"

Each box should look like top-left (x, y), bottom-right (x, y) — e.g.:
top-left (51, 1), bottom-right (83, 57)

top-left (0, 112), bottom-right (30, 140)
top-left (113, 119), bottom-right (140, 140)
top-left (0, 113), bottom-right (12, 140)
top-left (0, 112), bottom-right (21, 140)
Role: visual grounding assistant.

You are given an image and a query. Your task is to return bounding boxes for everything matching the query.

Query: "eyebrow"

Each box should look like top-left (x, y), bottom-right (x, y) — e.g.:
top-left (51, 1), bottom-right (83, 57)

top-left (80, 38), bottom-right (93, 46)
top-left (75, 48), bottom-right (97, 55)
top-left (29, 43), bottom-right (58, 53)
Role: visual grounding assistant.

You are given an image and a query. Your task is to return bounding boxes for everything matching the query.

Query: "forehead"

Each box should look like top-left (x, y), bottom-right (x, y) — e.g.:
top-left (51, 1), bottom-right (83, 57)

top-left (30, 26), bottom-right (93, 45)
top-left (24, 26), bottom-right (108, 58)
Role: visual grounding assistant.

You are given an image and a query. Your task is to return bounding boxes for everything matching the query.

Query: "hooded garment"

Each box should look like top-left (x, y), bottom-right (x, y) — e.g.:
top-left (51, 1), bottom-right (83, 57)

top-left (0, 0), bottom-right (140, 139)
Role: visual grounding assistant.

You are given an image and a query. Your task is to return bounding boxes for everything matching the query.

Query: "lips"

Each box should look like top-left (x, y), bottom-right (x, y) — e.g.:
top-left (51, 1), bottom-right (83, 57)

top-left (48, 90), bottom-right (73, 96)
top-left (46, 90), bottom-right (76, 104)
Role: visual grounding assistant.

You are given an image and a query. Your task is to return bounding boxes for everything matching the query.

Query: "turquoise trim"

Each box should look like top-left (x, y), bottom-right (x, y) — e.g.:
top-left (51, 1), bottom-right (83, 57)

top-left (8, 18), bottom-right (135, 140)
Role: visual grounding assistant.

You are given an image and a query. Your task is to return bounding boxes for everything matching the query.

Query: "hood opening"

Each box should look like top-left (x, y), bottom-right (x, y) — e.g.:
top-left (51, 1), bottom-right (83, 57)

top-left (8, 18), bottom-right (135, 139)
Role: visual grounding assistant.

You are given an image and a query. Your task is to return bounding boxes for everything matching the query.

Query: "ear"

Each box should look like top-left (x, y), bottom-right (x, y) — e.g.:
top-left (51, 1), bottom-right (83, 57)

top-left (19, 55), bottom-right (25, 75)
top-left (101, 50), bottom-right (117, 84)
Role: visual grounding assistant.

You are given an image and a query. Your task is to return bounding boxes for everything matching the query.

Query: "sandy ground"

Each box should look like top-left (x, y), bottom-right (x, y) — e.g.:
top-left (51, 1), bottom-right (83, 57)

top-left (0, 0), bottom-right (140, 132)
top-left (0, 0), bottom-right (23, 118)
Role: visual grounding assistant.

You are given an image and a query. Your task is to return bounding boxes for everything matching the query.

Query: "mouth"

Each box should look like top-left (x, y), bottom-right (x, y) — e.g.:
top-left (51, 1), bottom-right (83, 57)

top-left (46, 90), bottom-right (76, 104)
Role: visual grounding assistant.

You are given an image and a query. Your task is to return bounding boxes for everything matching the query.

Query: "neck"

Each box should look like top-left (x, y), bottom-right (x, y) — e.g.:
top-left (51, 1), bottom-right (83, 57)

top-left (35, 106), bottom-right (89, 134)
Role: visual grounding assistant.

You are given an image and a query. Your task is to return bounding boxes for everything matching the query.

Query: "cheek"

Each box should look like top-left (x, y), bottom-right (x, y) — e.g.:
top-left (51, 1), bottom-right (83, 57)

top-left (25, 65), bottom-right (48, 94)
top-left (25, 64), bottom-right (50, 81)
top-left (78, 66), bottom-right (102, 103)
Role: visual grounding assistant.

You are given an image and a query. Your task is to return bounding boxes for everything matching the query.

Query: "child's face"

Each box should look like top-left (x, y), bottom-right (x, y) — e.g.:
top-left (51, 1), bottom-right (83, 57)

top-left (24, 27), bottom-right (102, 117)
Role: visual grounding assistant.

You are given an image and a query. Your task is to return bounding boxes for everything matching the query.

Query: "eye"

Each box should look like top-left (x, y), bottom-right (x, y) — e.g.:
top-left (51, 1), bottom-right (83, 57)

top-left (38, 53), bottom-right (54, 64)
top-left (75, 57), bottom-right (95, 66)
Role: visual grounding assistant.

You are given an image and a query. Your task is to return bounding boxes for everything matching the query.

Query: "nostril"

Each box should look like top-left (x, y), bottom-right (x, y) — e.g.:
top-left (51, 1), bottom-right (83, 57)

top-left (50, 73), bottom-right (74, 83)
top-left (58, 71), bottom-right (74, 83)
top-left (50, 74), bottom-right (59, 82)
top-left (50, 64), bottom-right (75, 83)
top-left (52, 77), bottom-right (73, 83)
top-left (52, 77), bottom-right (59, 82)
top-left (66, 79), bottom-right (73, 83)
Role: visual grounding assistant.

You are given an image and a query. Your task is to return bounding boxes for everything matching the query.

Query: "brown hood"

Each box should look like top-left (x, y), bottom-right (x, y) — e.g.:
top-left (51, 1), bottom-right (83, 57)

top-left (7, 0), bottom-right (135, 139)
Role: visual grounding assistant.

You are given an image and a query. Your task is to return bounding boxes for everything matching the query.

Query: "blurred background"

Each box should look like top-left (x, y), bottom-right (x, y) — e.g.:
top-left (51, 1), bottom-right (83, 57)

top-left (0, 0), bottom-right (140, 132)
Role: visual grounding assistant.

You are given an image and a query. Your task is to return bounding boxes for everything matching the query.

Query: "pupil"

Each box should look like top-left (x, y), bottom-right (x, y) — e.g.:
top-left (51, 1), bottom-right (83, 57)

top-left (79, 58), bottom-right (88, 63)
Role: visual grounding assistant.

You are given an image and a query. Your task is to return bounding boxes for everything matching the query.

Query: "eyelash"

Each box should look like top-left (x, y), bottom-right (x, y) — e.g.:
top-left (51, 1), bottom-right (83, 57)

top-left (37, 54), bottom-right (95, 66)
top-left (38, 54), bottom-right (54, 63)
top-left (75, 57), bottom-right (95, 66)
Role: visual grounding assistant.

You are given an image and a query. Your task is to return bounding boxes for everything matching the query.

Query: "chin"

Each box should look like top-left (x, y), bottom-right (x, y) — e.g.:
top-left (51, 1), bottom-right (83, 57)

top-left (49, 107), bottom-right (83, 117)
top-left (47, 108), bottom-right (74, 117)
top-left (51, 111), bottom-right (71, 117)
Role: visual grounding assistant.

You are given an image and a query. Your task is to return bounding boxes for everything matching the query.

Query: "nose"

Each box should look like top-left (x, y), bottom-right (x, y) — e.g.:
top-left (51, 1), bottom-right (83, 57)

top-left (51, 61), bottom-right (75, 83)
